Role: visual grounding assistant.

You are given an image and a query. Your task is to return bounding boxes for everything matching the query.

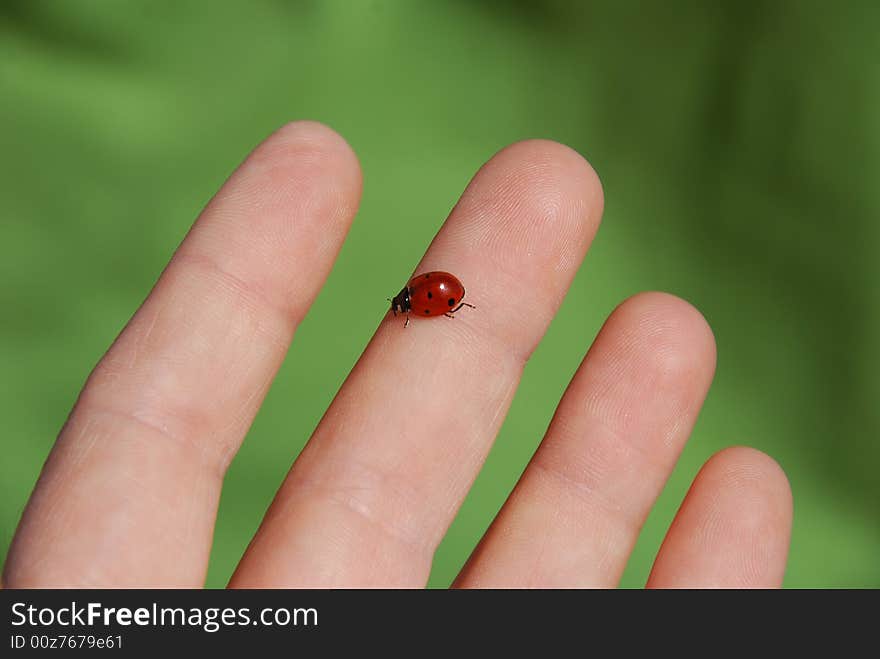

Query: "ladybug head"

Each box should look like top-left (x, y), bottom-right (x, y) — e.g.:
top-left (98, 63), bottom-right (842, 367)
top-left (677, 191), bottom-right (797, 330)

top-left (390, 286), bottom-right (410, 316)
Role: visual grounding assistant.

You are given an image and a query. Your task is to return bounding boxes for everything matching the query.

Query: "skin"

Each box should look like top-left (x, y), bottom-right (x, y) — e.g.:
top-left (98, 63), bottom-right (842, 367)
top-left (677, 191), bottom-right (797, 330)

top-left (2, 122), bottom-right (792, 588)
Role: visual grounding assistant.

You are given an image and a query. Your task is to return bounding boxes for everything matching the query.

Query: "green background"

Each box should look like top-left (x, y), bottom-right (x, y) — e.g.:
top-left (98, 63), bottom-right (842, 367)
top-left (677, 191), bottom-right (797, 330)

top-left (1, 1), bottom-right (878, 587)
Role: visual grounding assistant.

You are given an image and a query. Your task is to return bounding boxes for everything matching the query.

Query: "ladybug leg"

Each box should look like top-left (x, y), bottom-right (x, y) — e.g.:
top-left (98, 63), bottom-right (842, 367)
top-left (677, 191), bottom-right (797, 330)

top-left (404, 312), bottom-right (410, 328)
top-left (448, 284), bottom-right (476, 314)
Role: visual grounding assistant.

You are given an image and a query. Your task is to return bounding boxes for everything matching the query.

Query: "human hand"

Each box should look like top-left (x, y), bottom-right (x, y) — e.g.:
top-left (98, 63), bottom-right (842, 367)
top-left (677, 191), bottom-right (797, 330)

top-left (2, 123), bottom-right (792, 588)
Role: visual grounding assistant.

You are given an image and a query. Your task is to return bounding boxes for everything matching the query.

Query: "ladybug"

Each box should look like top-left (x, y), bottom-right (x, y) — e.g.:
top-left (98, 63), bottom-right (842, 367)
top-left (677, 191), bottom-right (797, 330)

top-left (389, 271), bottom-right (475, 327)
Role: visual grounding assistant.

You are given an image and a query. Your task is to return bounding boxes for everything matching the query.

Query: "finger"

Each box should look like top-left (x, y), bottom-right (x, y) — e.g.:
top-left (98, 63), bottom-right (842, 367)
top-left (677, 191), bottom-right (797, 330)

top-left (3, 122), bottom-right (362, 587)
top-left (231, 140), bottom-right (604, 587)
top-left (454, 292), bottom-right (717, 587)
top-left (646, 446), bottom-right (792, 588)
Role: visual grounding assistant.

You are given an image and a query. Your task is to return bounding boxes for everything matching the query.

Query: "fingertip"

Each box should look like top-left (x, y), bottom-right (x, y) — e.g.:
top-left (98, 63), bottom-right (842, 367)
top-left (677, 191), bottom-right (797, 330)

top-left (268, 120), bottom-right (361, 168)
top-left (179, 120), bottom-right (363, 314)
top-left (614, 291), bottom-right (717, 375)
top-left (698, 446), bottom-right (794, 535)
top-left (592, 293), bottom-right (717, 426)
top-left (649, 445), bottom-right (793, 588)
top-left (497, 139), bottom-right (603, 196)
top-left (249, 120), bottom-right (363, 209)
top-left (483, 138), bottom-right (604, 238)
top-left (435, 138), bottom-right (604, 329)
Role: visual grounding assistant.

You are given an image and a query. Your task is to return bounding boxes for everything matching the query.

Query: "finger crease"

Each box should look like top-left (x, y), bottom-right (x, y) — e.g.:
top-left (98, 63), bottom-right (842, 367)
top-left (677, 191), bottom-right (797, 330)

top-left (72, 403), bottom-right (230, 479)
top-left (174, 250), bottom-right (303, 333)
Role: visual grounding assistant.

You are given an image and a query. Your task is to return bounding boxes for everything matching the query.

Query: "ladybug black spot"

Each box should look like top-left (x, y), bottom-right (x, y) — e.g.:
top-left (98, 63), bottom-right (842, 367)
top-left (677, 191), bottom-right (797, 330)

top-left (424, 309), bottom-right (431, 315)
top-left (425, 273), bottom-right (430, 278)
top-left (448, 298), bottom-right (455, 306)
top-left (427, 291), bottom-right (433, 299)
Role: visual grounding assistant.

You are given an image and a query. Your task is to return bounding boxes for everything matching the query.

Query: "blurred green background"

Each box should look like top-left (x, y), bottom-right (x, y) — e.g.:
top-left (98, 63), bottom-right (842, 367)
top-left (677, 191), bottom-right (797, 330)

top-left (1, 1), bottom-right (878, 588)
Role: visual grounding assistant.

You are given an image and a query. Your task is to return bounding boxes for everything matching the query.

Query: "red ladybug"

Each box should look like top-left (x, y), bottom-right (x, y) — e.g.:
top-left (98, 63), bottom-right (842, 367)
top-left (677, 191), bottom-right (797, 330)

top-left (390, 271), bottom-right (475, 327)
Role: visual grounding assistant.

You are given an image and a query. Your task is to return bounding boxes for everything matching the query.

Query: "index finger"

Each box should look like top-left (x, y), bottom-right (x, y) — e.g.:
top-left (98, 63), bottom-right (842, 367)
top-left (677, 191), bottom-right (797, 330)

top-left (3, 122), bottom-right (362, 587)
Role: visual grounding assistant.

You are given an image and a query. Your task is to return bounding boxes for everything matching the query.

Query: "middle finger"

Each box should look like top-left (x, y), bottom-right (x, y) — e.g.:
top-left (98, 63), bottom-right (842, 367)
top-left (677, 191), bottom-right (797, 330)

top-left (231, 140), bottom-right (603, 587)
